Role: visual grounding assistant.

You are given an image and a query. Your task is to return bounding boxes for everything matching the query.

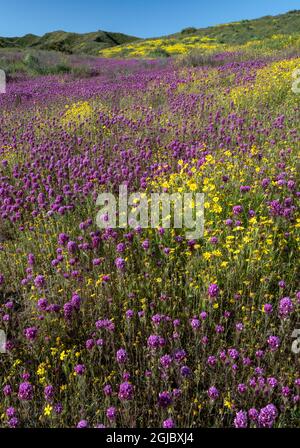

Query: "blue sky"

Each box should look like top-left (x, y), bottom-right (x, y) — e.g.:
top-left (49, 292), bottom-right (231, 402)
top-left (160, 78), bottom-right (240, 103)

top-left (1, 0), bottom-right (299, 38)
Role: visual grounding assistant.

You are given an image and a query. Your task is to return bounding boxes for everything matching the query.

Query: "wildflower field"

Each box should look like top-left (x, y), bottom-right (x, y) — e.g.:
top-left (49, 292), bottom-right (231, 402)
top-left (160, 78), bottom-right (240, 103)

top-left (99, 32), bottom-right (300, 59)
top-left (0, 49), bottom-right (299, 428)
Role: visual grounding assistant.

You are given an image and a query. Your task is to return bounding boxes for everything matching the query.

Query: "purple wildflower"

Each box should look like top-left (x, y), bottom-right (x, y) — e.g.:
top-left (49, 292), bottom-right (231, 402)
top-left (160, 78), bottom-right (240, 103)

top-left (116, 348), bottom-right (127, 364)
top-left (208, 386), bottom-right (219, 400)
top-left (234, 410), bottom-right (248, 428)
top-left (74, 364), bottom-right (86, 375)
top-left (106, 406), bottom-right (117, 421)
top-left (279, 297), bottom-right (294, 318)
top-left (258, 404), bottom-right (278, 428)
top-left (77, 420), bottom-right (88, 428)
top-left (163, 418), bottom-right (175, 428)
top-left (18, 382), bottom-right (33, 401)
top-left (24, 326), bottom-right (38, 341)
top-left (267, 335), bottom-right (280, 351)
top-left (115, 257), bottom-right (126, 270)
top-left (158, 391), bottom-right (172, 408)
top-left (208, 283), bottom-right (219, 298)
top-left (118, 381), bottom-right (134, 401)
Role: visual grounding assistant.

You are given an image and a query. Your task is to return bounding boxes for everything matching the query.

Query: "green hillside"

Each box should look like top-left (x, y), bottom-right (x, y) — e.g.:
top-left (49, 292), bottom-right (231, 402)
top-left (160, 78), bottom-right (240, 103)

top-left (0, 9), bottom-right (300, 58)
top-left (99, 9), bottom-right (300, 58)
top-left (172, 9), bottom-right (300, 44)
top-left (0, 30), bottom-right (140, 55)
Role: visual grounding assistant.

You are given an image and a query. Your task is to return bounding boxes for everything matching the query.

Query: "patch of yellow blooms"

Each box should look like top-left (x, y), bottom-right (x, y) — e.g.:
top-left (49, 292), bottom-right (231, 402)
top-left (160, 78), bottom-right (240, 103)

top-left (230, 57), bottom-right (300, 107)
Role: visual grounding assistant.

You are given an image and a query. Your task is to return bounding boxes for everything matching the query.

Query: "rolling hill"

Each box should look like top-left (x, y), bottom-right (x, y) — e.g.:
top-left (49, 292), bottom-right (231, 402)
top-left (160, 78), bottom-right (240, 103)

top-left (0, 9), bottom-right (299, 58)
top-left (0, 30), bottom-right (140, 55)
top-left (98, 9), bottom-right (300, 58)
top-left (171, 9), bottom-right (300, 44)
